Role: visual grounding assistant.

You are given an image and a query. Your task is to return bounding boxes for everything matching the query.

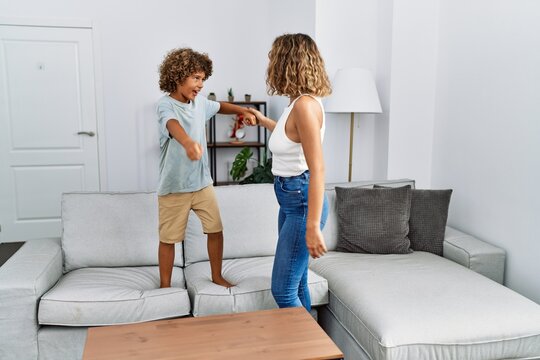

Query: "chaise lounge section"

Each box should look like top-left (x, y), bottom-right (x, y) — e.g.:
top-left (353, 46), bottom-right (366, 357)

top-left (313, 180), bottom-right (540, 360)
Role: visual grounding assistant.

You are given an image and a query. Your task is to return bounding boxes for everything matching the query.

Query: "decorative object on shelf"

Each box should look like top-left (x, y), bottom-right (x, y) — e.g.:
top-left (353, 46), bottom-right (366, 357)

top-left (230, 147), bottom-right (273, 184)
top-left (325, 68), bottom-right (382, 182)
top-left (227, 114), bottom-right (246, 144)
top-left (244, 94), bottom-right (252, 102)
top-left (227, 88), bottom-right (234, 102)
top-left (207, 92), bottom-right (216, 101)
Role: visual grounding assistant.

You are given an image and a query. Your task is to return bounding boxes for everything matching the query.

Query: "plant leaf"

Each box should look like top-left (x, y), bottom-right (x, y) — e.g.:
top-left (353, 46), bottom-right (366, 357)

top-left (230, 147), bottom-right (253, 181)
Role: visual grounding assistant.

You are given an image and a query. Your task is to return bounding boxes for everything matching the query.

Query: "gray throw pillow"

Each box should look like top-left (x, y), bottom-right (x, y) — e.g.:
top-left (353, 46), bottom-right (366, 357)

top-left (374, 185), bottom-right (452, 255)
top-left (335, 186), bottom-right (412, 254)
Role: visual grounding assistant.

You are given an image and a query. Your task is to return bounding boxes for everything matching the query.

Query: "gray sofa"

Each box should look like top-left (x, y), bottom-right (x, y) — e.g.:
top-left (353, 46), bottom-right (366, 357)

top-left (1, 179), bottom-right (540, 360)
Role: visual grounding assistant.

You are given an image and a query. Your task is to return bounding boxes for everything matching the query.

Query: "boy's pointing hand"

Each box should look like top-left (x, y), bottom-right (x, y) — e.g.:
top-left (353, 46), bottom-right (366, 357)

top-left (185, 140), bottom-right (203, 161)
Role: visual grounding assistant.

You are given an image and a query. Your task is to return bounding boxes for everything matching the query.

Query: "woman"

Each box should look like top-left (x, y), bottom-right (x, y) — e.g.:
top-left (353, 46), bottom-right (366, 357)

top-left (249, 33), bottom-right (332, 311)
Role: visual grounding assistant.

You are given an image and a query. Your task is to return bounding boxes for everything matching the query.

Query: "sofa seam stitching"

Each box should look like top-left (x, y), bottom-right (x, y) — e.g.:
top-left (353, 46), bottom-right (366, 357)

top-left (38, 311), bottom-right (192, 327)
top-left (444, 241), bottom-right (471, 268)
top-left (34, 247), bottom-right (63, 298)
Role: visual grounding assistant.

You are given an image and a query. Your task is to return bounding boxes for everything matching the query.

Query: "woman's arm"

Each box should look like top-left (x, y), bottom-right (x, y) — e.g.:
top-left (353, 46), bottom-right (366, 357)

top-left (247, 108), bottom-right (277, 132)
top-left (292, 97), bottom-right (327, 258)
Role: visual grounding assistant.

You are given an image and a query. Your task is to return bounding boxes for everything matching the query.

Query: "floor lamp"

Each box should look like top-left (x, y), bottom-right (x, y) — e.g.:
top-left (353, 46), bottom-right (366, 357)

top-left (325, 68), bottom-right (382, 182)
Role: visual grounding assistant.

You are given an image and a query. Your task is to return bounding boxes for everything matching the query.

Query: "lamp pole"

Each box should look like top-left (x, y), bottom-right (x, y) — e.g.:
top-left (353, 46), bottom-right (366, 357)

top-left (348, 112), bottom-right (355, 182)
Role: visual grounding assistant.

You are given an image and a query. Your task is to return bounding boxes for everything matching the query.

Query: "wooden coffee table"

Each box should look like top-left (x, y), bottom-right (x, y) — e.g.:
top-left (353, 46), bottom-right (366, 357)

top-left (83, 307), bottom-right (343, 359)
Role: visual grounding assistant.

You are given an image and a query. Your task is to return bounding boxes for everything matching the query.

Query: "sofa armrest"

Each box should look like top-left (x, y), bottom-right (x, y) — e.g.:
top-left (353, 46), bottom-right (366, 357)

top-left (443, 226), bottom-right (505, 284)
top-left (0, 238), bottom-right (63, 360)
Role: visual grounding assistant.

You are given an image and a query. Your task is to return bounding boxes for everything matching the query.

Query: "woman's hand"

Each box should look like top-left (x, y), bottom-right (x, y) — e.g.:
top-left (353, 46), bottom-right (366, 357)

top-left (247, 108), bottom-right (265, 125)
top-left (306, 226), bottom-right (327, 259)
top-left (245, 108), bottom-right (277, 131)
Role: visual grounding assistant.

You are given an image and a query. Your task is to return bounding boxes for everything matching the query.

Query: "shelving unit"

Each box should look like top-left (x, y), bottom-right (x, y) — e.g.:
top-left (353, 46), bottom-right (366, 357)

top-left (207, 101), bottom-right (267, 186)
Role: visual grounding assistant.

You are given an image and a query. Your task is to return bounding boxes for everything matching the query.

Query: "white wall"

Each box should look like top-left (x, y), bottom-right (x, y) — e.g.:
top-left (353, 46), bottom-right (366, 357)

top-left (386, 0), bottom-right (440, 188)
top-left (372, 0), bottom-right (394, 182)
top-left (315, 0), bottom-right (386, 183)
top-left (267, 0), bottom-right (316, 114)
top-left (432, 0), bottom-right (540, 303)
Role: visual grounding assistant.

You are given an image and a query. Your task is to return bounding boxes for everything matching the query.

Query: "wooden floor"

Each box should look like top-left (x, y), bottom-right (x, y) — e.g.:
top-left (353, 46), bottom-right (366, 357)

top-left (83, 307), bottom-right (343, 360)
top-left (0, 241), bottom-right (25, 267)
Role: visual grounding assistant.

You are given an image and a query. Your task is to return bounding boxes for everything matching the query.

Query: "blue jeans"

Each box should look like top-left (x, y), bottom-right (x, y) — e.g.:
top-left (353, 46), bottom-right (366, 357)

top-left (271, 171), bottom-right (329, 311)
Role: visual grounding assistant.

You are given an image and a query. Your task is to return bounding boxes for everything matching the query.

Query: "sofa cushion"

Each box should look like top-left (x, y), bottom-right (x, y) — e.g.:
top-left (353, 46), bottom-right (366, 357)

top-left (184, 256), bottom-right (328, 317)
top-left (310, 251), bottom-right (540, 360)
top-left (375, 186), bottom-right (453, 255)
top-left (62, 192), bottom-right (183, 272)
top-left (335, 186), bottom-right (412, 254)
top-left (408, 189), bottom-right (452, 255)
top-left (38, 266), bottom-right (190, 326)
top-left (184, 184), bottom-right (279, 265)
top-left (323, 179), bottom-right (416, 251)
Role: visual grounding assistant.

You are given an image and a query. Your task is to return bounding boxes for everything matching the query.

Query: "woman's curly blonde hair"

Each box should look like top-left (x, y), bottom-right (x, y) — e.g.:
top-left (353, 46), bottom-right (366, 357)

top-left (266, 34), bottom-right (331, 97)
top-left (159, 48), bottom-right (213, 93)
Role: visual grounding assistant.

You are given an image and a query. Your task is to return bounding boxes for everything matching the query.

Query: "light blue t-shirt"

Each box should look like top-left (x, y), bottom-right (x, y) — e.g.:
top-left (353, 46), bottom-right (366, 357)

top-left (156, 95), bottom-right (220, 195)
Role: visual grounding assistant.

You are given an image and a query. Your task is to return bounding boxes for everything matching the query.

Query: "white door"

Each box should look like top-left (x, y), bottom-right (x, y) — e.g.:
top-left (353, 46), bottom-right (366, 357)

top-left (0, 24), bottom-right (100, 242)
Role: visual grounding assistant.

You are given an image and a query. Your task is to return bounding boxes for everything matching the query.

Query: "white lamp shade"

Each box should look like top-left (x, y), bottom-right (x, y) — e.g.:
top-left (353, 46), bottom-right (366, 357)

top-left (324, 68), bottom-right (382, 114)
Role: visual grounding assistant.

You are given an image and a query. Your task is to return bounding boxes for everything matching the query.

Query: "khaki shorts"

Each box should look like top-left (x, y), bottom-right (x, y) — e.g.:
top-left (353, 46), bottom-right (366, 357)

top-left (158, 185), bottom-right (223, 244)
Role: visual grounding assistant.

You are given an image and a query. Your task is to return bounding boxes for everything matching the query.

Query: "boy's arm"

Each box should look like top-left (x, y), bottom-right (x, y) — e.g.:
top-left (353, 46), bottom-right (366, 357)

top-left (166, 119), bottom-right (203, 161)
top-left (218, 102), bottom-right (257, 125)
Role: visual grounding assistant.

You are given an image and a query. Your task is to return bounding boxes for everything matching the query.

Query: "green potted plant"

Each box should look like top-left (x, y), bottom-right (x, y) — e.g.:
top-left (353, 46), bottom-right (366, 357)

top-left (227, 88), bottom-right (234, 102)
top-left (230, 147), bottom-right (273, 184)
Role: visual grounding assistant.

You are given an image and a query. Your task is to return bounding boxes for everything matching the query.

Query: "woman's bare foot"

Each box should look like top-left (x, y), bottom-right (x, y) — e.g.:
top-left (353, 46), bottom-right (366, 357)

top-left (212, 276), bottom-right (234, 288)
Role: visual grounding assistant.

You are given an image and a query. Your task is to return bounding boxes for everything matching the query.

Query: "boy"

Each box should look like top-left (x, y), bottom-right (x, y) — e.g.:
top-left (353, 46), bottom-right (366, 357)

top-left (157, 48), bottom-right (255, 288)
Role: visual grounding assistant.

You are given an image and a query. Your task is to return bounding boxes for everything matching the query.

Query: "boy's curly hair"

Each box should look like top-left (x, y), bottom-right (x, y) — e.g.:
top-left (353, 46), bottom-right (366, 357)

top-left (266, 33), bottom-right (331, 97)
top-left (158, 48), bottom-right (213, 93)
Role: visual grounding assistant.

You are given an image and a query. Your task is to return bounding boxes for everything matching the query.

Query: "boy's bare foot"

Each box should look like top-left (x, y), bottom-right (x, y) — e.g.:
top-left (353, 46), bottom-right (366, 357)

top-left (160, 284), bottom-right (171, 288)
top-left (212, 276), bottom-right (234, 288)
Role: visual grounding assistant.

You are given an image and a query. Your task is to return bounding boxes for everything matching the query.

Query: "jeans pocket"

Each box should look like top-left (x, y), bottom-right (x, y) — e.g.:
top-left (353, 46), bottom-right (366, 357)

top-left (279, 177), bottom-right (303, 193)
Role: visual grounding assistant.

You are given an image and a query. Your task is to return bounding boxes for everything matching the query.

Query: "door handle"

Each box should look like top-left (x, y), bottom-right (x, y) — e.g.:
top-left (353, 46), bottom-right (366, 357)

top-left (77, 131), bottom-right (95, 137)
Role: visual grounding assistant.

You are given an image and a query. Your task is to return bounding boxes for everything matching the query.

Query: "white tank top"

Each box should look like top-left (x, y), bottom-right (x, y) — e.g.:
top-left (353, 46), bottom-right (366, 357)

top-left (268, 95), bottom-right (326, 177)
